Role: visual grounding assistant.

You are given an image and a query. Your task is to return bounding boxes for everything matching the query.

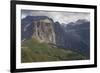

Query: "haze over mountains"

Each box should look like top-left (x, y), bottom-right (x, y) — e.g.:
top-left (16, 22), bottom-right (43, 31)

top-left (21, 15), bottom-right (90, 62)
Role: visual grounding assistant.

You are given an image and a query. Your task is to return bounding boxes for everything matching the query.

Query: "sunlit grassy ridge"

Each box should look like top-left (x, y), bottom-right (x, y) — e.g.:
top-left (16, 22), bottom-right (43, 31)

top-left (21, 38), bottom-right (86, 63)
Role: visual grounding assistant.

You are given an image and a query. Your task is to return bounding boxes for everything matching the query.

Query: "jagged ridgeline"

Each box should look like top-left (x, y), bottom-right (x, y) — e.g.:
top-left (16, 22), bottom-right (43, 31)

top-left (21, 16), bottom-right (90, 63)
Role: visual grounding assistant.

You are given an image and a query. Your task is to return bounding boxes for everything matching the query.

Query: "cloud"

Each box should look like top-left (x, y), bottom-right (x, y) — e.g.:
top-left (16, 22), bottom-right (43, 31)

top-left (21, 10), bottom-right (90, 24)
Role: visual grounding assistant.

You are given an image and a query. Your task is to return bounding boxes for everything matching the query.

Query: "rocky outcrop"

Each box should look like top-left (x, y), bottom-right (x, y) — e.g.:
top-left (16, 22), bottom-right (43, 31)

top-left (21, 16), bottom-right (56, 44)
top-left (32, 18), bottom-right (56, 44)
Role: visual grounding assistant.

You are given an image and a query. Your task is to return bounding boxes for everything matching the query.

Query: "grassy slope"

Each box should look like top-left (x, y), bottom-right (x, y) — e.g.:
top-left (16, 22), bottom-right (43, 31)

top-left (21, 38), bottom-right (86, 63)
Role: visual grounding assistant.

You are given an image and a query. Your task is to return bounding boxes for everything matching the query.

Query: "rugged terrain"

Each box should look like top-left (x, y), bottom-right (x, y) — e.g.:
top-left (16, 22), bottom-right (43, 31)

top-left (21, 16), bottom-right (90, 62)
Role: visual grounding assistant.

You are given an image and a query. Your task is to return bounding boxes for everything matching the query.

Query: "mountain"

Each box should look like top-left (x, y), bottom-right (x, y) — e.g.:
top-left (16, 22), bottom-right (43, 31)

top-left (65, 19), bottom-right (90, 47)
top-left (21, 16), bottom-right (90, 62)
top-left (21, 16), bottom-right (56, 44)
top-left (53, 22), bottom-right (66, 47)
top-left (63, 19), bottom-right (90, 57)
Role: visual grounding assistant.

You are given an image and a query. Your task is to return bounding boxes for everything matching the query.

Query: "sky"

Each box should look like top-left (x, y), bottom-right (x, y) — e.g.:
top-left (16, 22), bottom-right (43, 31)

top-left (21, 10), bottom-right (90, 24)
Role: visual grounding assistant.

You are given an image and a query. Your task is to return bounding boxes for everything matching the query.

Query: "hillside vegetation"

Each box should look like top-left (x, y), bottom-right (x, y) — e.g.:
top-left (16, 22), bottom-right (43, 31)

top-left (21, 38), bottom-right (86, 63)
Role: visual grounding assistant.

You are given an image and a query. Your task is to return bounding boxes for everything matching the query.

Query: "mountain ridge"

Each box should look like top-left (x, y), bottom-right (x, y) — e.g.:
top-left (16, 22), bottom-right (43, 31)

top-left (21, 16), bottom-right (90, 59)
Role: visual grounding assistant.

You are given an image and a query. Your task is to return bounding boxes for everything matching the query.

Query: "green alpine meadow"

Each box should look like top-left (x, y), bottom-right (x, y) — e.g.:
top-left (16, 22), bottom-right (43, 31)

top-left (21, 38), bottom-right (86, 63)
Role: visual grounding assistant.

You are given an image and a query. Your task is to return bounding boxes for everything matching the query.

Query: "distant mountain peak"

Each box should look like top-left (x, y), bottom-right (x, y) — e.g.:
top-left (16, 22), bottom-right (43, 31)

top-left (75, 19), bottom-right (89, 24)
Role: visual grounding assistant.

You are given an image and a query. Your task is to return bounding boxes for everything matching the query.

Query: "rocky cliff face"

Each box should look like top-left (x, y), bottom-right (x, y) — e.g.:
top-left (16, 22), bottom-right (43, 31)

top-left (53, 20), bottom-right (90, 58)
top-left (21, 16), bottom-right (56, 44)
top-left (53, 22), bottom-right (66, 47)
top-left (62, 20), bottom-right (90, 57)
top-left (32, 18), bottom-right (56, 44)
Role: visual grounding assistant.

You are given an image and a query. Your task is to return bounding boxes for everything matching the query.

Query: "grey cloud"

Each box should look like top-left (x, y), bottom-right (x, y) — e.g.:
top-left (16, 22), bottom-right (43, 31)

top-left (21, 10), bottom-right (90, 24)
